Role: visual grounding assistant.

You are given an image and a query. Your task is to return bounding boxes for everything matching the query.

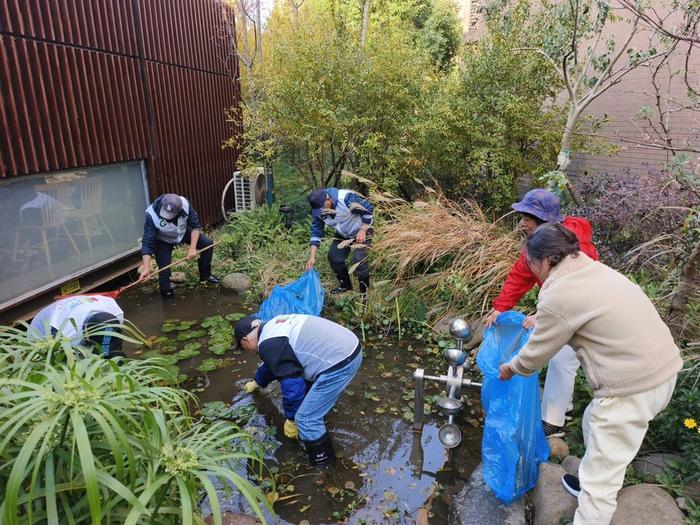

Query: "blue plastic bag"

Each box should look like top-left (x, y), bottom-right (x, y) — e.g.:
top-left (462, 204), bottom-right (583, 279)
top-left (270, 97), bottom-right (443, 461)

top-left (257, 270), bottom-right (325, 322)
top-left (476, 310), bottom-right (549, 503)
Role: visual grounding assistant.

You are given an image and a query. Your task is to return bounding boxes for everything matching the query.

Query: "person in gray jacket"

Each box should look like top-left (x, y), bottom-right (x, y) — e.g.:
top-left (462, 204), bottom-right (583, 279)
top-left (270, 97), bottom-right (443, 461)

top-left (236, 313), bottom-right (363, 466)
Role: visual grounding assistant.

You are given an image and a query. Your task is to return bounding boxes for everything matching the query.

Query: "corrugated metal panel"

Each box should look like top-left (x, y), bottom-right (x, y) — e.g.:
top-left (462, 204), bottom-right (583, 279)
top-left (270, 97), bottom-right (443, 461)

top-left (0, 0), bottom-right (242, 224)
top-left (0, 35), bottom-right (148, 177)
top-left (137, 0), bottom-right (229, 74)
top-left (148, 60), bottom-right (238, 223)
top-left (0, 0), bottom-right (138, 55)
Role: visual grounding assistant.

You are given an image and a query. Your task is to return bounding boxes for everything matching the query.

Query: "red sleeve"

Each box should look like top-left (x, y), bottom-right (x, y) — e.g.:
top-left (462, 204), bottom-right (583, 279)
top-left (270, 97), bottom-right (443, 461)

top-left (492, 250), bottom-right (540, 312)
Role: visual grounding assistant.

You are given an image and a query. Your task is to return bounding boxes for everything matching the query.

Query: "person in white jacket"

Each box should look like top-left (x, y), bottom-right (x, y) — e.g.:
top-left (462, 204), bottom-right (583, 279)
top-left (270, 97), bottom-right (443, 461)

top-left (29, 295), bottom-right (125, 358)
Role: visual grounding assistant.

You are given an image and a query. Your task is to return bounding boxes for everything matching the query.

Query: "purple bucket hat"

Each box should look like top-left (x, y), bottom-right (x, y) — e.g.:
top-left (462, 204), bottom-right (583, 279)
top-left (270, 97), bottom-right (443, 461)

top-left (511, 189), bottom-right (563, 223)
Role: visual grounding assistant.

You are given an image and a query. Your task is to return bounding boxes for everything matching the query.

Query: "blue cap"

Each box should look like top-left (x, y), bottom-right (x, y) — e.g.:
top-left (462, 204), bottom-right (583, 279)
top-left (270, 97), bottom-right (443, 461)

top-left (511, 189), bottom-right (563, 223)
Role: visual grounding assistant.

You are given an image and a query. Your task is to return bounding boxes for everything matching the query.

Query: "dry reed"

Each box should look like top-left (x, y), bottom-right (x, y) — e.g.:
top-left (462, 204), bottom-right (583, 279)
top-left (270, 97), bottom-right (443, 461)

top-left (373, 197), bottom-right (521, 316)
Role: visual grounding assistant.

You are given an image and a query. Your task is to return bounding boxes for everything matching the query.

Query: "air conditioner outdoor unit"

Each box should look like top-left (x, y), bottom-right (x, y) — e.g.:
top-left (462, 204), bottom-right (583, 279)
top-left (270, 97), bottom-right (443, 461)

top-left (232, 167), bottom-right (267, 212)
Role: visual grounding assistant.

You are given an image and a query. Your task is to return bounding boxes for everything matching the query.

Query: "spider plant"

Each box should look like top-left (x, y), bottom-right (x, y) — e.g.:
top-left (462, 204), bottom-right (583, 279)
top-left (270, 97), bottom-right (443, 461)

top-left (0, 326), bottom-right (271, 525)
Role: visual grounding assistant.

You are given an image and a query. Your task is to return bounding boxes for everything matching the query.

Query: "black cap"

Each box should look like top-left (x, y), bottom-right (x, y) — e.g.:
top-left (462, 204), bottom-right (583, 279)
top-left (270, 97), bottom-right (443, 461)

top-left (83, 312), bottom-right (124, 358)
top-left (308, 189), bottom-right (327, 209)
top-left (234, 314), bottom-right (259, 345)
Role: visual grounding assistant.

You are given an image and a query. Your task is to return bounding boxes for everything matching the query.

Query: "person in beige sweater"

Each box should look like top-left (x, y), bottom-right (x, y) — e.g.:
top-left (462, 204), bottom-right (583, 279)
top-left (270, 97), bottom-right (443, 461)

top-left (498, 223), bottom-right (682, 525)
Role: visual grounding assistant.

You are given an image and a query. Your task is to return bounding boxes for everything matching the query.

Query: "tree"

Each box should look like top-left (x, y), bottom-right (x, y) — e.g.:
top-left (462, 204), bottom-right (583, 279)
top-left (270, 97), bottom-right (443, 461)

top-left (413, 0), bottom-right (565, 210)
top-left (227, 1), bottom-right (436, 189)
top-left (483, 0), bottom-right (673, 203)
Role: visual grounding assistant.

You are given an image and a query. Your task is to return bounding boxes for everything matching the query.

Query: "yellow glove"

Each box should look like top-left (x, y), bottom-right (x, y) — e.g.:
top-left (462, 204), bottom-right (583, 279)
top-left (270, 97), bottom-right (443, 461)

top-left (283, 419), bottom-right (299, 439)
top-left (244, 381), bottom-right (258, 393)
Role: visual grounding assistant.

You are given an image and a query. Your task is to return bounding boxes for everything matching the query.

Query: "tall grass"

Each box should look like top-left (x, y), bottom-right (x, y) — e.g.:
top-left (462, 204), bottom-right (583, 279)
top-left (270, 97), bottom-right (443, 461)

top-left (373, 197), bottom-right (520, 317)
top-left (0, 327), bottom-right (271, 524)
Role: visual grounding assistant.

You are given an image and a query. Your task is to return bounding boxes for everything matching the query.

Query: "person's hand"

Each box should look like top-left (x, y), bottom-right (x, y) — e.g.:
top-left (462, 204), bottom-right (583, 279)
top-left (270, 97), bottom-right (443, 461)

top-left (523, 315), bottom-right (536, 329)
top-left (498, 363), bottom-right (515, 381)
top-left (356, 228), bottom-right (367, 244)
top-left (284, 419), bottom-right (299, 439)
top-left (244, 380), bottom-right (258, 393)
top-left (485, 309), bottom-right (502, 328)
top-left (138, 266), bottom-right (151, 282)
top-left (305, 256), bottom-right (316, 271)
top-left (187, 246), bottom-right (197, 259)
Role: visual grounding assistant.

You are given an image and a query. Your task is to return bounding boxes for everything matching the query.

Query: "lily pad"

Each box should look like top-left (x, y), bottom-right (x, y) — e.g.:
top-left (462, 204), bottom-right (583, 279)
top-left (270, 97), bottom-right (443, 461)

top-left (161, 323), bottom-right (178, 333)
top-left (176, 330), bottom-right (206, 341)
top-left (201, 400), bottom-right (231, 419)
top-left (175, 348), bottom-right (201, 361)
top-left (184, 342), bottom-right (202, 352)
top-left (210, 343), bottom-right (230, 355)
top-left (196, 358), bottom-right (224, 373)
top-left (201, 315), bottom-right (226, 328)
top-left (174, 321), bottom-right (198, 331)
top-left (225, 312), bottom-right (247, 321)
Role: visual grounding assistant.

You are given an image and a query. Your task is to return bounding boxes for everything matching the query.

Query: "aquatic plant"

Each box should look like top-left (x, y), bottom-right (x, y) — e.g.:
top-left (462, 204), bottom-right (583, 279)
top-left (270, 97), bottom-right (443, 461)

top-left (0, 327), bottom-right (272, 524)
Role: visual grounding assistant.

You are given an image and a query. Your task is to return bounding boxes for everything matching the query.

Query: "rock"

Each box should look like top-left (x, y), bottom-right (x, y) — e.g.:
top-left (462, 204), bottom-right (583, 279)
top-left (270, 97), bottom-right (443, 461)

top-left (632, 453), bottom-right (683, 482)
top-left (222, 273), bottom-right (252, 293)
top-left (684, 481), bottom-right (700, 504)
top-left (205, 512), bottom-right (261, 525)
top-left (547, 437), bottom-right (569, 459)
top-left (611, 484), bottom-right (685, 525)
top-left (533, 462), bottom-right (577, 525)
top-left (449, 464), bottom-right (526, 525)
top-left (676, 497), bottom-right (689, 511)
top-left (561, 455), bottom-right (581, 476)
top-left (169, 271), bottom-right (187, 283)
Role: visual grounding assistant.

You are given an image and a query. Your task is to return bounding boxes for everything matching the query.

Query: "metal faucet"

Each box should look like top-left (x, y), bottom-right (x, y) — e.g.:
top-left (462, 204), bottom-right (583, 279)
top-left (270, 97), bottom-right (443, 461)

top-left (413, 318), bottom-right (482, 448)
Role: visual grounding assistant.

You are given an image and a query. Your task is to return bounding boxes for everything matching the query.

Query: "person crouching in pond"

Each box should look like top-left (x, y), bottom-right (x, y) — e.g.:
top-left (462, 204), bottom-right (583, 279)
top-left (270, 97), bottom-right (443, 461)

top-left (235, 313), bottom-right (362, 467)
top-left (498, 223), bottom-right (682, 525)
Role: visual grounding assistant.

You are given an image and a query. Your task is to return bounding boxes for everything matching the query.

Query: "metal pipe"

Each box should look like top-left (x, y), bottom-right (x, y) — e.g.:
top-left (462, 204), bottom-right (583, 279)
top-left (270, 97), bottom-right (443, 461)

top-left (413, 369), bottom-right (425, 431)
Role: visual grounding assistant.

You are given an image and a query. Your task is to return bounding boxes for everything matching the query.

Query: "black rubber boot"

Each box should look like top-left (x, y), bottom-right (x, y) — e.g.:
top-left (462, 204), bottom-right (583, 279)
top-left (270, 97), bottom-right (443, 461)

top-left (302, 432), bottom-right (336, 467)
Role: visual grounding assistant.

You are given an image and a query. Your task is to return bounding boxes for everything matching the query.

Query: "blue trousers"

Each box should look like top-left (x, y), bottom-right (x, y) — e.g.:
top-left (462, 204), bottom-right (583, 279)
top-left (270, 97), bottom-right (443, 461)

top-left (294, 350), bottom-right (363, 441)
top-left (153, 230), bottom-right (213, 293)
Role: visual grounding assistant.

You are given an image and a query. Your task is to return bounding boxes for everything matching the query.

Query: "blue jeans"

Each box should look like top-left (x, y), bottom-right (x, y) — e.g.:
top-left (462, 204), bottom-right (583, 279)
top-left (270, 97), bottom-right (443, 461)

top-left (295, 349), bottom-right (363, 441)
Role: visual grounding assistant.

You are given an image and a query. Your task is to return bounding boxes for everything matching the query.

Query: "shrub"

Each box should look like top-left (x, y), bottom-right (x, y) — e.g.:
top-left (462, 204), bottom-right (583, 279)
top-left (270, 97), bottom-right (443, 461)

top-left (0, 326), bottom-right (271, 524)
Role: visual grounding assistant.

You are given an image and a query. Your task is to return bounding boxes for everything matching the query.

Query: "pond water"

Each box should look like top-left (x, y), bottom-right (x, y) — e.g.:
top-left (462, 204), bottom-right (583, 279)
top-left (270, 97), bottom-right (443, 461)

top-left (119, 286), bottom-right (483, 524)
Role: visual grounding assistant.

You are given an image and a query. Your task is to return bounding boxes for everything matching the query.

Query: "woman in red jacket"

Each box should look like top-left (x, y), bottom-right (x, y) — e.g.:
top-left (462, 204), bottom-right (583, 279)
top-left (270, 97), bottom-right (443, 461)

top-left (485, 189), bottom-right (599, 437)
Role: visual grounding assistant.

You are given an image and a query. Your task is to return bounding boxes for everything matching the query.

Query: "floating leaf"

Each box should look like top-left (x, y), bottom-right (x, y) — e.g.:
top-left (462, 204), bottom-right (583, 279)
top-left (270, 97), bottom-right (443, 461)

top-left (184, 342), bottom-right (202, 352)
top-left (225, 312), bottom-right (247, 321)
top-left (176, 330), bottom-right (206, 341)
top-left (209, 343), bottom-right (230, 355)
top-left (175, 348), bottom-right (201, 361)
top-left (200, 315), bottom-right (226, 328)
top-left (374, 407), bottom-right (386, 414)
top-left (196, 358), bottom-right (223, 373)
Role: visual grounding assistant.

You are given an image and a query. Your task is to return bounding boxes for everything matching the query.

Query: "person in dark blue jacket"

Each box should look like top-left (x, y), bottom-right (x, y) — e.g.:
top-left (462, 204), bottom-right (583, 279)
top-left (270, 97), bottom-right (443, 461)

top-left (139, 194), bottom-right (219, 298)
top-left (235, 313), bottom-right (362, 467)
top-left (305, 188), bottom-right (373, 294)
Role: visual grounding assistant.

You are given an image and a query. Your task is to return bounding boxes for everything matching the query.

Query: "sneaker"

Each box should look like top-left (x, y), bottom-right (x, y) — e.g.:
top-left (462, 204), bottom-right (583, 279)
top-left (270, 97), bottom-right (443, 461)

top-left (330, 286), bottom-right (350, 295)
top-left (543, 420), bottom-right (565, 438)
top-left (561, 474), bottom-right (581, 498)
top-left (200, 275), bottom-right (221, 284)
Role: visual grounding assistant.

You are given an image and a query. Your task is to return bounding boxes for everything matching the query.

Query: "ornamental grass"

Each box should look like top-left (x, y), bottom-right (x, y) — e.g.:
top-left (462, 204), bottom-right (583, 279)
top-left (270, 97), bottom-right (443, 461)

top-left (372, 196), bottom-right (521, 317)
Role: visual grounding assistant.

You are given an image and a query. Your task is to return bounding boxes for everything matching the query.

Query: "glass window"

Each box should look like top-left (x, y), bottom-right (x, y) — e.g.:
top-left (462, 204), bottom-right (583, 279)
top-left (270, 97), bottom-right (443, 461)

top-left (0, 161), bottom-right (149, 310)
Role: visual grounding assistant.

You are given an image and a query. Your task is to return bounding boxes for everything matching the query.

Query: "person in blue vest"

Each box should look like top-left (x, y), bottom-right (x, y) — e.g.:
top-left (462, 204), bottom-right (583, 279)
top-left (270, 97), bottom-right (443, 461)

top-left (139, 194), bottom-right (219, 298)
top-left (235, 313), bottom-right (362, 467)
top-left (306, 188), bottom-right (374, 295)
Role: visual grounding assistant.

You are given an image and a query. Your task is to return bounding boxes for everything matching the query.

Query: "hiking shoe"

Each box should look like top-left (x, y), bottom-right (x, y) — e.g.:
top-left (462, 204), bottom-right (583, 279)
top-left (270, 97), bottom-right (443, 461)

top-left (330, 286), bottom-right (350, 294)
top-left (561, 474), bottom-right (581, 498)
top-left (543, 421), bottom-right (565, 438)
top-left (200, 275), bottom-right (221, 284)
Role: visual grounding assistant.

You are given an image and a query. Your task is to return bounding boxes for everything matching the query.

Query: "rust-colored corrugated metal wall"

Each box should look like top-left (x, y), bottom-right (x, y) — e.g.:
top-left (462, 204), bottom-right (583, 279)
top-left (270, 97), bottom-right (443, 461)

top-left (0, 0), bottom-right (241, 224)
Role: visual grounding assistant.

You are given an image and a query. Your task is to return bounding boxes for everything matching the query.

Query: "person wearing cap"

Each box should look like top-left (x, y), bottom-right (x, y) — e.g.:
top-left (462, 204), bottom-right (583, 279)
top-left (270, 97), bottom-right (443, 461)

top-left (306, 188), bottom-right (374, 295)
top-left (29, 295), bottom-right (125, 358)
top-left (139, 194), bottom-right (219, 299)
top-left (235, 313), bottom-right (362, 467)
top-left (485, 188), bottom-right (600, 438)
